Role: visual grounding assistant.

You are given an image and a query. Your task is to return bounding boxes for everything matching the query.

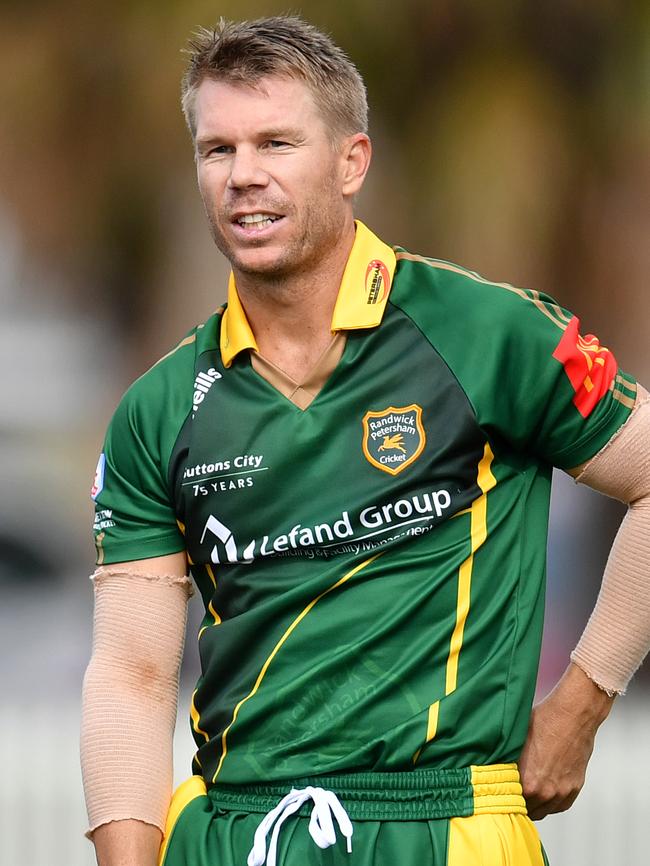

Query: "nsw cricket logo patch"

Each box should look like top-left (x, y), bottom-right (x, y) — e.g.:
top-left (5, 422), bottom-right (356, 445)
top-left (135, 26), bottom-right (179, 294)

top-left (362, 405), bottom-right (426, 475)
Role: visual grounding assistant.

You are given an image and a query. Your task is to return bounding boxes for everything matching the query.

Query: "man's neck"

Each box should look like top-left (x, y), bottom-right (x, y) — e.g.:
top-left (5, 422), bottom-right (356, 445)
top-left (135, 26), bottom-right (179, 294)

top-left (233, 222), bottom-right (355, 381)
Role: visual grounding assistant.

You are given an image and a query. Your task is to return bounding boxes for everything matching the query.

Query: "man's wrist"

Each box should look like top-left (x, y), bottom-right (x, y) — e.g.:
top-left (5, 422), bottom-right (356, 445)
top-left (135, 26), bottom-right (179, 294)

top-left (554, 661), bottom-right (616, 728)
top-left (92, 819), bottom-right (162, 866)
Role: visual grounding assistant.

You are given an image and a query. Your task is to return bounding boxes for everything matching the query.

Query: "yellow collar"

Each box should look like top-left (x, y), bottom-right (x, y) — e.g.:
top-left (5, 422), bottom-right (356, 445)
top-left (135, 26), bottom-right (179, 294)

top-left (220, 220), bottom-right (397, 368)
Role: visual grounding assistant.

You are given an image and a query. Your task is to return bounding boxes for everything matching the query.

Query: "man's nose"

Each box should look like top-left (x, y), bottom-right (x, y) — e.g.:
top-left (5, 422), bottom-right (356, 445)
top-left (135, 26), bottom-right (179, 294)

top-left (227, 147), bottom-right (269, 189)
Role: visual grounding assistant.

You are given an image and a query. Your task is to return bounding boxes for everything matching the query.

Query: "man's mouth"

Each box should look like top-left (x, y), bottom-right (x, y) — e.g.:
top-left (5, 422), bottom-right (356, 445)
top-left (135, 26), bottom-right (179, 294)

top-left (234, 213), bottom-right (284, 230)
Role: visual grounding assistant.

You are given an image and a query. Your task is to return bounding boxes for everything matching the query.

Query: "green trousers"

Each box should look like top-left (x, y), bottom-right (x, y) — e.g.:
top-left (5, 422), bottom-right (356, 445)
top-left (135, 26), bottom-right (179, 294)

top-left (159, 766), bottom-right (549, 866)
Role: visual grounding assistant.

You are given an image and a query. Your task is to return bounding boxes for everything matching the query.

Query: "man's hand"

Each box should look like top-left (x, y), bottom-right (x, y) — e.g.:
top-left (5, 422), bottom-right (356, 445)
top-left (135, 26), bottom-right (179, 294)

top-left (519, 662), bottom-right (615, 820)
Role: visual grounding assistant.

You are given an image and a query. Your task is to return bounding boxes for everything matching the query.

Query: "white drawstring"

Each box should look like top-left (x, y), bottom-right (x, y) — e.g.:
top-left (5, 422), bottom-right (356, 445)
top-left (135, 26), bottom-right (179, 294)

top-left (247, 786), bottom-right (353, 866)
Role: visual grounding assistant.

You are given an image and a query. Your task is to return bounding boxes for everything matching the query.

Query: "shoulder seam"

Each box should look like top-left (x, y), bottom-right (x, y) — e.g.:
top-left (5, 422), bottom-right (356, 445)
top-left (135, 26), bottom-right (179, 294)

top-left (395, 251), bottom-right (571, 332)
top-left (149, 306), bottom-right (224, 371)
top-left (151, 333), bottom-right (197, 369)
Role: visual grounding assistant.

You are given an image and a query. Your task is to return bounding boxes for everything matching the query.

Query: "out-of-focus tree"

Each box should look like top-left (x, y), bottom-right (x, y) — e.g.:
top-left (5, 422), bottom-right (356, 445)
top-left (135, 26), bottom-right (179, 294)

top-left (0, 0), bottom-right (647, 376)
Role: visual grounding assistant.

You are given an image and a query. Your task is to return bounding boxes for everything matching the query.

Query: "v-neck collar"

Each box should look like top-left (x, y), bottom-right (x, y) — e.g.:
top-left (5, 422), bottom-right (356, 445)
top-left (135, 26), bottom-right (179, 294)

top-left (250, 333), bottom-right (347, 410)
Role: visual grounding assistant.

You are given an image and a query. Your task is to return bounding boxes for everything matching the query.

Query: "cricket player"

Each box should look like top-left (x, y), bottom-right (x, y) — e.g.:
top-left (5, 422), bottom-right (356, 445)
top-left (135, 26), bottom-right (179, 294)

top-left (81, 16), bottom-right (650, 866)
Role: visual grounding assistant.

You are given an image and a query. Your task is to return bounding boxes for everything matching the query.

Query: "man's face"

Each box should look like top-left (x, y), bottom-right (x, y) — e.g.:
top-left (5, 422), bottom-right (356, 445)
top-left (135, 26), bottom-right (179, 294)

top-left (193, 75), bottom-right (352, 279)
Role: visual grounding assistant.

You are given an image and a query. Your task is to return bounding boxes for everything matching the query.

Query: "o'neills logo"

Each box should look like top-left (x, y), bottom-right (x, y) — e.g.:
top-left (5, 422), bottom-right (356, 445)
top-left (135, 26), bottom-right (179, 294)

top-left (362, 405), bottom-right (426, 475)
top-left (365, 259), bottom-right (390, 305)
top-left (192, 367), bottom-right (222, 416)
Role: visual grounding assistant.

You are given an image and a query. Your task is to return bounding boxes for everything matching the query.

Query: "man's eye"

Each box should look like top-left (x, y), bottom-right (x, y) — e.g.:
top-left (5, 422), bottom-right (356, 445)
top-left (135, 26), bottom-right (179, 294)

top-left (266, 140), bottom-right (290, 149)
top-left (206, 145), bottom-right (233, 156)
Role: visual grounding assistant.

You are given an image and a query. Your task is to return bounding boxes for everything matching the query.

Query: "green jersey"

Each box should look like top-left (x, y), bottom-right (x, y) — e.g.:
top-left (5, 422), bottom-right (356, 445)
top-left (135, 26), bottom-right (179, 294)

top-left (92, 221), bottom-right (636, 788)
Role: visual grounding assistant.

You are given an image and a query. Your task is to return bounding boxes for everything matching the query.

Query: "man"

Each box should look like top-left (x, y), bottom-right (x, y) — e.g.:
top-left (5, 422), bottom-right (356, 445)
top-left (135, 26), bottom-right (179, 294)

top-left (82, 16), bottom-right (650, 866)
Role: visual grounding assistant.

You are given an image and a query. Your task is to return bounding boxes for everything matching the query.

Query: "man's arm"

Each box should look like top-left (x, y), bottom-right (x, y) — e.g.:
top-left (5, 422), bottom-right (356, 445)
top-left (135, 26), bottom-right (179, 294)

top-left (81, 552), bottom-right (191, 866)
top-left (91, 822), bottom-right (163, 866)
top-left (519, 387), bottom-right (650, 819)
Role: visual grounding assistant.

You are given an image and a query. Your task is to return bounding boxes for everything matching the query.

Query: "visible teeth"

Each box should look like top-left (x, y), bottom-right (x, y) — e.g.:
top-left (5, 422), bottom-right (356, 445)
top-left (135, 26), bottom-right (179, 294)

top-left (238, 213), bottom-right (279, 226)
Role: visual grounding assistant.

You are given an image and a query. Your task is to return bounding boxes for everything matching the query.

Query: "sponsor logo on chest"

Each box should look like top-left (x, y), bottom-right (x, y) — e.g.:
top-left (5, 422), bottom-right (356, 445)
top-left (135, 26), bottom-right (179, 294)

top-left (199, 483), bottom-right (453, 566)
top-left (182, 454), bottom-right (268, 497)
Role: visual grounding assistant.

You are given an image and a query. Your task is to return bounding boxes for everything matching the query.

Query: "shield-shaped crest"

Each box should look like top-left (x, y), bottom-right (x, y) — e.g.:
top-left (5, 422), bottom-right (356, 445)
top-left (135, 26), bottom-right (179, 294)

top-left (362, 405), bottom-right (426, 475)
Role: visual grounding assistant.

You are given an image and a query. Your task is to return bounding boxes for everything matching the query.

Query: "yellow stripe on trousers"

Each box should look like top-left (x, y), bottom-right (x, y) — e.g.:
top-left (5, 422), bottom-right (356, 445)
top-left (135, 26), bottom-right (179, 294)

top-left (158, 776), bottom-right (207, 866)
top-left (447, 813), bottom-right (546, 866)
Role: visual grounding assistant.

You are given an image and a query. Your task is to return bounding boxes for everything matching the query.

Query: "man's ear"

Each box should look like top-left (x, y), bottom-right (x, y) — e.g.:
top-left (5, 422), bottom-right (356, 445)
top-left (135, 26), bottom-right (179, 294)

top-left (340, 133), bottom-right (372, 196)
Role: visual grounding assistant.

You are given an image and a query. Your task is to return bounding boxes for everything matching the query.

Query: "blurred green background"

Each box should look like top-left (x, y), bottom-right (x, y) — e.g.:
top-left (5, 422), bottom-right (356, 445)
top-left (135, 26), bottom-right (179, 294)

top-left (0, 2), bottom-right (648, 864)
top-left (2, 0), bottom-right (648, 370)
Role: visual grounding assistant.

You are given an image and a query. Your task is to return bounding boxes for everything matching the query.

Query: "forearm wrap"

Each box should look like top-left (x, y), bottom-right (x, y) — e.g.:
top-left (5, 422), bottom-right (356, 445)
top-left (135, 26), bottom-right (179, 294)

top-left (81, 568), bottom-right (192, 836)
top-left (571, 389), bottom-right (650, 695)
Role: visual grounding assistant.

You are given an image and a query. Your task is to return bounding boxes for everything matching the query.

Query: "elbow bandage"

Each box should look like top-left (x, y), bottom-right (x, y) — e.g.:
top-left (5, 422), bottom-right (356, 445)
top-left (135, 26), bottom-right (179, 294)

top-left (571, 389), bottom-right (650, 695)
top-left (81, 568), bottom-right (192, 836)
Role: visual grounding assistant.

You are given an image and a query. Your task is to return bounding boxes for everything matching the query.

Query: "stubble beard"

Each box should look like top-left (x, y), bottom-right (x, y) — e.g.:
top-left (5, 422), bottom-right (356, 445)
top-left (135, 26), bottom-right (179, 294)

top-left (204, 170), bottom-right (346, 298)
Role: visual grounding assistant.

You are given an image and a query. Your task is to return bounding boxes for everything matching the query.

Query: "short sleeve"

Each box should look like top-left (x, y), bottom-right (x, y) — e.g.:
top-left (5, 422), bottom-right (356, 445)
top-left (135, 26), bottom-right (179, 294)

top-left (91, 338), bottom-right (197, 565)
top-left (464, 289), bottom-right (638, 468)
top-left (393, 261), bottom-right (638, 470)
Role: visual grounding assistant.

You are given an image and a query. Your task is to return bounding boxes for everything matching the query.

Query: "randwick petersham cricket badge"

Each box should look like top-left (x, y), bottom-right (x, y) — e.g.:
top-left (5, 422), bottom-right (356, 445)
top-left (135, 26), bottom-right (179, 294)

top-left (362, 405), bottom-right (426, 475)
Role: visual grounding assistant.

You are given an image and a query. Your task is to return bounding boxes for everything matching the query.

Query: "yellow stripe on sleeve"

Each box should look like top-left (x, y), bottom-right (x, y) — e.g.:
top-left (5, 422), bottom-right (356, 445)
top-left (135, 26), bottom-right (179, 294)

top-left (94, 531), bottom-right (105, 566)
top-left (395, 252), bottom-right (569, 332)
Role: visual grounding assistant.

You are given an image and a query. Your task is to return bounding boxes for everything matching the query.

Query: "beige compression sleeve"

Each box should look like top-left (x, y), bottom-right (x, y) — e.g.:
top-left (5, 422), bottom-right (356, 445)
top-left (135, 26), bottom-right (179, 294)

top-left (80, 567), bottom-right (192, 836)
top-left (571, 387), bottom-right (650, 695)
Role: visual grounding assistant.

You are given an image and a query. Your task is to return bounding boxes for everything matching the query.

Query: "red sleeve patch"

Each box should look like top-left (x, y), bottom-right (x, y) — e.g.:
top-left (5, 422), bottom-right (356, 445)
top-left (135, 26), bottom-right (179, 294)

top-left (552, 317), bottom-right (618, 418)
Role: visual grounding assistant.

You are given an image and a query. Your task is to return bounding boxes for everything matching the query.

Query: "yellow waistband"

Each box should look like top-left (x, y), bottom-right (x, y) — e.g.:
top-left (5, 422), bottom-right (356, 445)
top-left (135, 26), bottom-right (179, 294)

top-left (471, 763), bottom-right (528, 815)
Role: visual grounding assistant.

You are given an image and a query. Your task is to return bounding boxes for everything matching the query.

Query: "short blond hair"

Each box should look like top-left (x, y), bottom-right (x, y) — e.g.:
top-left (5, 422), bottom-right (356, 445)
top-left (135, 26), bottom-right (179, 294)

top-left (181, 16), bottom-right (368, 141)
